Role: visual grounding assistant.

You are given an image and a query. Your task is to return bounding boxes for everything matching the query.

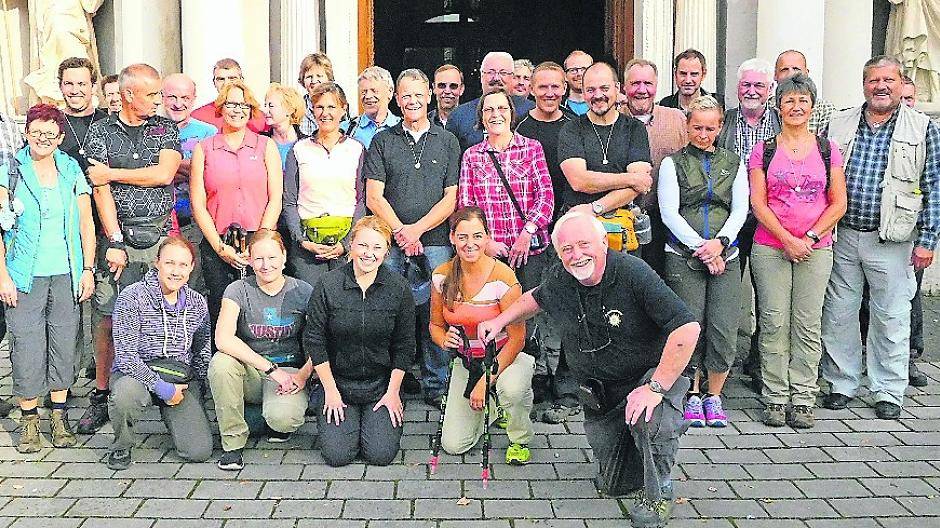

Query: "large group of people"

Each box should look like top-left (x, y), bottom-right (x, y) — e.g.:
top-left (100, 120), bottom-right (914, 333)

top-left (0, 43), bottom-right (937, 528)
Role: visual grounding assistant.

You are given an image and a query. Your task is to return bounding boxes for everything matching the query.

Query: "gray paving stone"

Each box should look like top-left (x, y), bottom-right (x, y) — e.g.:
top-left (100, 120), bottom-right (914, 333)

top-left (483, 499), bottom-right (554, 519)
top-left (0, 497), bottom-right (76, 516)
top-left (823, 446), bottom-right (895, 462)
top-left (396, 479), bottom-right (461, 499)
top-left (271, 499), bottom-right (343, 518)
top-left (49, 462), bottom-right (115, 479)
top-left (679, 463), bottom-right (750, 480)
top-left (805, 520), bottom-right (881, 528)
top-left (777, 432), bottom-right (845, 448)
top-left (733, 521), bottom-right (806, 528)
top-left (806, 462), bottom-right (879, 478)
top-left (531, 479), bottom-right (599, 499)
top-left (795, 478), bottom-right (872, 498)
top-left (151, 518), bottom-right (221, 527)
top-left (860, 477), bottom-right (936, 497)
top-left (894, 496), bottom-right (940, 516)
top-left (122, 479), bottom-right (197, 498)
top-left (828, 497), bottom-right (909, 517)
top-left (729, 479), bottom-right (803, 499)
top-left (7, 519), bottom-right (81, 528)
top-left (237, 463), bottom-right (304, 480)
top-left (517, 519), bottom-right (585, 528)
top-left (259, 480), bottom-right (327, 499)
top-left (328, 479), bottom-right (395, 499)
top-left (674, 480), bottom-right (737, 499)
top-left (868, 461), bottom-right (940, 477)
top-left (56, 479), bottom-right (131, 498)
top-left (761, 498), bottom-right (840, 518)
top-left (704, 449), bottom-right (773, 464)
top-left (551, 499), bottom-right (622, 519)
top-left (79, 519), bottom-right (154, 528)
top-left (438, 521), bottom-right (511, 528)
top-left (0, 461), bottom-right (61, 477)
top-left (301, 463), bottom-right (367, 480)
top-left (362, 522), bottom-right (432, 528)
top-left (345, 499), bottom-right (412, 519)
top-left (221, 521), bottom-right (296, 528)
top-left (413, 497), bottom-right (484, 519)
top-left (66, 498), bottom-right (141, 517)
top-left (763, 447), bottom-right (833, 464)
top-left (743, 463), bottom-right (815, 480)
top-left (192, 480), bottom-right (263, 499)
top-left (134, 499), bottom-right (209, 518)
top-left (691, 499), bottom-right (768, 518)
top-left (463, 479), bottom-right (532, 499)
top-left (203, 499), bottom-right (276, 518)
top-left (0, 478), bottom-right (65, 497)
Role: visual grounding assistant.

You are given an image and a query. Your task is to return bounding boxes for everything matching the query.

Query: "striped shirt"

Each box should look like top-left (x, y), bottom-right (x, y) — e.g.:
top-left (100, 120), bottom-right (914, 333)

top-left (458, 134), bottom-right (554, 254)
top-left (838, 109), bottom-right (940, 250)
top-left (112, 269), bottom-right (212, 394)
top-left (733, 108), bottom-right (778, 164)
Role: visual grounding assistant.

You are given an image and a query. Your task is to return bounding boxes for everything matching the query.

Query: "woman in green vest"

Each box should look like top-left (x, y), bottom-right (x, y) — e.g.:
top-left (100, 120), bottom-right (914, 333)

top-left (658, 95), bottom-right (749, 428)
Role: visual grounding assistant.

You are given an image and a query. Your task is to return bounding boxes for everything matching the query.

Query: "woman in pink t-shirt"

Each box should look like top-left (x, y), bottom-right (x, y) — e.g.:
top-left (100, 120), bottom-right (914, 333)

top-left (748, 73), bottom-right (846, 429)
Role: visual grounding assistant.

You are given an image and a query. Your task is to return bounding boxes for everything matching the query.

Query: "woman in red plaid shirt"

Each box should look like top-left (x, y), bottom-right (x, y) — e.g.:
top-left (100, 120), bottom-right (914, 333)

top-left (458, 88), bottom-right (554, 360)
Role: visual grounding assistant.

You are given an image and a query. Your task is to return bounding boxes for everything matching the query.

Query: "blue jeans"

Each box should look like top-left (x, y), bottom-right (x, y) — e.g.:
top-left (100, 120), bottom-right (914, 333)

top-left (385, 245), bottom-right (453, 397)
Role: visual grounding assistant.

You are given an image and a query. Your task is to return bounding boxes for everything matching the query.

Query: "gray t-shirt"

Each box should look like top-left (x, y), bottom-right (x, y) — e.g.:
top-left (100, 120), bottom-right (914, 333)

top-left (222, 276), bottom-right (314, 368)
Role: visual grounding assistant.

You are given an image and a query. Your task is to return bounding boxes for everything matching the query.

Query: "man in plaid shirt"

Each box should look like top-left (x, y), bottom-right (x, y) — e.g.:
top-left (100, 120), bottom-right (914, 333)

top-left (773, 50), bottom-right (837, 134)
top-left (821, 55), bottom-right (940, 420)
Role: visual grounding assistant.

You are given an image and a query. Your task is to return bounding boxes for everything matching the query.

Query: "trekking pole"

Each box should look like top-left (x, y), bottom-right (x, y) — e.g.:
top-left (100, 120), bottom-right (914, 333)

top-left (237, 226), bottom-right (248, 280)
top-left (429, 326), bottom-right (468, 474)
top-left (481, 339), bottom-right (497, 489)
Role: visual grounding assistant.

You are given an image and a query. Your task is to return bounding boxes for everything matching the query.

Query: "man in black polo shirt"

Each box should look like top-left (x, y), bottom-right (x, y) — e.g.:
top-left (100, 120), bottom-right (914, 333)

top-left (76, 63), bottom-right (182, 434)
top-left (365, 68), bottom-right (461, 406)
top-left (479, 211), bottom-right (699, 528)
top-left (557, 62), bottom-right (652, 217)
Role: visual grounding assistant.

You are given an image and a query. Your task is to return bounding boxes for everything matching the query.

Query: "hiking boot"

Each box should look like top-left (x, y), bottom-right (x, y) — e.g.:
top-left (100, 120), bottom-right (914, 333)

top-left (683, 395), bottom-right (705, 427)
top-left (787, 405), bottom-right (815, 429)
top-left (703, 395), bottom-right (728, 427)
top-left (76, 392), bottom-right (110, 434)
top-left (505, 443), bottom-right (530, 465)
top-left (218, 448), bottom-right (245, 471)
top-left (628, 494), bottom-right (673, 528)
top-left (17, 413), bottom-right (43, 454)
top-left (107, 448), bottom-right (131, 470)
top-left (540, 402), bottom-right (582, 424)
top-left (763, 403), bottom-right (786, 427)
top-left (50, 409), bottom-right (77, 448)
top-left (909, 359), bottom-right (929, 388)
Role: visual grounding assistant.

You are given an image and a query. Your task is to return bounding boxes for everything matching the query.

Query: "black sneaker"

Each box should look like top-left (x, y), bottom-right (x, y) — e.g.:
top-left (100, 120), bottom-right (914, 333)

top-left (910, 359), bottom-right (929, 388)
top-left (402, 372), bottom-right (422, 395)
top-left (266, 428), bottom-right (292, 443)
top-left (76, 392), bottom-right (110, 434)
top-left (107, 448), bottom-right (132, 471)
top-left (218, 449), bottom-right (244, 471)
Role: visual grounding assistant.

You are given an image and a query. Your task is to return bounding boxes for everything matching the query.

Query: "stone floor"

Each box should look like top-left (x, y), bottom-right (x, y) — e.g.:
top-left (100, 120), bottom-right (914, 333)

top-left (2, 330), bottom-right (940, 527)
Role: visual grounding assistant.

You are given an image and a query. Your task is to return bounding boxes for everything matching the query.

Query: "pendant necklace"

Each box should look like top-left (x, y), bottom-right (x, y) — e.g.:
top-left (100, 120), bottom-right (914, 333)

top-left (589, 119), bottom-right (614, 165)
top-left (64, 114), bottom-right (91, 157)
top-left (406, 130), bottom-right (429, 170)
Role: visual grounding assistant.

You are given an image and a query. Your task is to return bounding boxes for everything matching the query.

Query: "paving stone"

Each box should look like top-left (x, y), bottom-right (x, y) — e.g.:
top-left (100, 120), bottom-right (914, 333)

top-left (463, 479), bottom-right (532, 499)
top-left (364, 522), bottom-right (433, 528)
top-left (828, 497), bottom-right (909, 517)
top-left (763, 447), bottom-right (834, 464)
top-left (691, 499), bottom-right (768, 518)
top-left (135, 499), bottom-right (209, 518)
top-left (66, 498), bottom-right (142, 517)
top-left (7, 519), bottom-right (81, 528)
top-left (56, 479), bottom-right (131, 498)
top-left (823, 447), bottom-right (895, 462)
top-left (679, 463), bottom-right (750, 480)
top-left (0, 461), bottom-right (61, 477)
top-left (174, 463), bottom-right (240, 480)
top-left (192, 480), bottom-right (263, 500)
top-left (777, 432), bottom-right (845, 448)
top-left (868, 461), bottom-right (940, 477)
top-left (237, 463), bottom-right (304, 480)
top-left (551, 499), bottom-right (622, 519)
top-left (795, 478), bottom-right (872, 498)
top-left (395, 479), bottom-right (461, 499)
top-left (438, 522), bottom-right (511, 528)
top-left (79, 519), bottom-right (154, 528)
top-left (483, 499), bottom-right (555, 519)
top-left (301, 464), bottom-right (367, 480)
top-left (327, 479), bottom-right (396, 499)
top-left (805, 520), bottom-right (881, 528)
top-left (151, 518), bottom-right (222, 527)
top-left (272, 499), bottom-right (343, 518)
top-left (517, 520), bottom-right (585, 528)
top-left (0, 497), bottom-right (76, 516)
top-left (760, 498), bottom-right (840, 518)
top-left (122, 479), bottom-right (196, 499)
top-left (859, 477), bottom-right (937, 497)
top-left (413, 497), bottom-right (484, 519)
top-left (806, 462), bottom-right (880, 478)
top-left (531, 479), bottom-right (599, 499)
top-left (345, 499), bottom-right (412, 519)
top-left (49, 462), bottom-right (115, 479)
top-left (894, 496), bottom-right (940, 516)
top-left (203, 499), bottom-right (276, 518)
top-left (729, 479), bottom-right (804, 499)
top-left (0, 478), bottom-right (65, 497)
top-left (221, 521), bottom-right (296, 528)
top-left (674, 480), bottom-right (737, 499)
top-left (733, 521), bottom-right (806, 528)
top-left (258, 480), bottom-right (327, 499)
top-left (743, 463), bottom-right (815, 480)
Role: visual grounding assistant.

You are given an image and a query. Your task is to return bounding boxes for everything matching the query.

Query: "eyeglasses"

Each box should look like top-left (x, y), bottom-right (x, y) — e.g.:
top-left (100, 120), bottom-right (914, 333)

top-left (214, 75), bottom-right (242, 83)
top-left (436, 82), bottom-right (461, 91)
top-left (28, 131), bottom-right (61, 141)
top-left (576, 295), bottom-right (613, 354)
top-left (565, 66), bottom-right (589, 75)
top-left (223, 102), bottom-right (252, 111)
top-left (482, 105), bottom-right (511, 115)
top-left (740, 82), bottom-right (768, 91)
top-left (481, 69), bottom-right (513, 78)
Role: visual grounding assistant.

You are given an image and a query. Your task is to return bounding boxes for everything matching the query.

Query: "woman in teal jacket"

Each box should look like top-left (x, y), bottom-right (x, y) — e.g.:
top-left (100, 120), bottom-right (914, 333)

top-left (0, 104), bottom-right (96, 454)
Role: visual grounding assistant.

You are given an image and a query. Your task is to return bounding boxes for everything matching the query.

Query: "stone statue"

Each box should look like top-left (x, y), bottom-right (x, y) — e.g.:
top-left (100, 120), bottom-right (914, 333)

top-left (23, 0), bottom-right (104, 104)
top-left (887, 0), bottom-right (940, 103)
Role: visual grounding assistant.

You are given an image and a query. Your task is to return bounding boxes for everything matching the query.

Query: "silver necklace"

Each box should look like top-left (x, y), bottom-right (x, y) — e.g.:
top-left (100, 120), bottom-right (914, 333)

top-left (64, 114), bottom-right (92, 157)
top-left (405, 130), bottom-right (429, 170)
top-left (589, 119), bottom-right (614, 165)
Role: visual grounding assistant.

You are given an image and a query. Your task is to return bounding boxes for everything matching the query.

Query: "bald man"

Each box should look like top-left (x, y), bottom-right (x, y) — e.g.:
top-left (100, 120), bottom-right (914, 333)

top-left (445, 51), bottom-right (536, 152)
top-left (77, 63), bottom-right (183, 434)
top-left (773, 50), bottom-right (837, 134)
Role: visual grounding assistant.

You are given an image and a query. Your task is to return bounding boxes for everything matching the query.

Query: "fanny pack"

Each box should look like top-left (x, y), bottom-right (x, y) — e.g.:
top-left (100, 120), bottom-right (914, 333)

top-left (121, 213), bottom-right (170, 249)
top-left (302, 215), bottom-right (352, 245)
top-left (598, 209), bottom-right (639, 252)
top-left (145, 358), bottom-right (192, 384)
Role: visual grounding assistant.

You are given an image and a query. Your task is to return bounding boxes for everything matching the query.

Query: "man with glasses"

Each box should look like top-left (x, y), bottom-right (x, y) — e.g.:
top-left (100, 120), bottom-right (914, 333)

top-left (659, 49), bottom-right (723, 113)
top-left (445, 51), bottom-right (535, 152)
top-left (162, 73), bottom-right (216, 293)
top-left (479, 211), bottom-right (699, 528)
top-left (365, 68), bottom-right (461, 407)
top-left (190, 58), bottom-right (267, 133)
top-left (75, 63), bottom-right (183, 434)
top-left (429, 64), bottom-right (464, 128)
top-left (562, 50), bottom-right (593, 116)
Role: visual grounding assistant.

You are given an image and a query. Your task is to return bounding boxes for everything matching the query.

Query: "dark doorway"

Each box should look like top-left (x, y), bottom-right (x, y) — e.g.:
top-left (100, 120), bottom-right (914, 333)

top-left (373, 0), bottom-right (608, 104)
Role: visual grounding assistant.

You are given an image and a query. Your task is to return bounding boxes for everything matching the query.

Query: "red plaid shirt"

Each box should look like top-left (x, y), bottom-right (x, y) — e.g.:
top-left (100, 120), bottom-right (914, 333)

top-left (458, 134), bottom-right (554, 254)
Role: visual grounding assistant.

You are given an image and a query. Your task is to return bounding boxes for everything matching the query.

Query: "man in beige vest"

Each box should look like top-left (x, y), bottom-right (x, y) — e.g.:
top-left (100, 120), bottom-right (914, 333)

top-left (821, 55), bottom-right (940, 420)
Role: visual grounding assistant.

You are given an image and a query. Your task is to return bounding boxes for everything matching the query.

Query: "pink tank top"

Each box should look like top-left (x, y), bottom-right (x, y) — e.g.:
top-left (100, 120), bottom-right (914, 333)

top-left (200, 131), bottom-right (271, 234)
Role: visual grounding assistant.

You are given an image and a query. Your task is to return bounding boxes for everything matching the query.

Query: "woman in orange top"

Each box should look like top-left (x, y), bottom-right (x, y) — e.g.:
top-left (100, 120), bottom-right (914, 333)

top-left (429, 207), bottom-right (535, 465)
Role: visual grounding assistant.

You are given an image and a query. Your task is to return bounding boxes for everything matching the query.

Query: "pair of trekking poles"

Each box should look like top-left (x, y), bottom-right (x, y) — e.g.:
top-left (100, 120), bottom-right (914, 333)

top-left (428, 327), bottom-right (500, 488)
top-left (222, 223), bottom-right (249, 279)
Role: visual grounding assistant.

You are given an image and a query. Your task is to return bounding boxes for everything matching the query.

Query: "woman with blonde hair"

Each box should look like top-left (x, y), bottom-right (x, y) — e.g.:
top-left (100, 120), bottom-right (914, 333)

top-left (303, 216), bottom-right (415, 466)
top-left (190, 80), bottom-right (283, 323)
top-left (262, 83), bottom-right (308, 168)
top-left (297, 53), bottom-right (336, 135)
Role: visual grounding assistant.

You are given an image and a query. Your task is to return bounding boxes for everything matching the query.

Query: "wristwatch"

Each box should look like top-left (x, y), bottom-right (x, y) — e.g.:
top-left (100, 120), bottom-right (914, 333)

top-left (108, 231), bottom-right (125, 250)
top-left (591, 201), bottom-right (604, 215)
top-left (524, 222), bottom-right (537, 235)
top-left (648, 380), bottom-right (666, 395)
top-left (83, 266), bottom-right (96, 274)
top-left (717, 236), bottom-right (730, 248)
top-left (805, 230), bottom-right (821, 244)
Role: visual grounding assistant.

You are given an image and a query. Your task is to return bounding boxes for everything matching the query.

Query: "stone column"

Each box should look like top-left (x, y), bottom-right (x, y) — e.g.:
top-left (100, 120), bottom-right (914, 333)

top-left (111, 0), bottom-right (182, 78)
top-left (633, 0), bottom-right (674, 92)
top-left (722, 0), bottom-right (758, 109)
top-left (674, 0), bottom-right (718, 94)
top-left (271, 0), bottom-right (321, 87)
top-left (323, 0), bottom-right (358, 109)
top-left (0, 0), bottom-right (29, 114)
top-left (823, 0), bottom-right (872, 109)
top-left (756, 0), bottom-right (825, 93)
top-left (182, 0), bottom-right (270, 107)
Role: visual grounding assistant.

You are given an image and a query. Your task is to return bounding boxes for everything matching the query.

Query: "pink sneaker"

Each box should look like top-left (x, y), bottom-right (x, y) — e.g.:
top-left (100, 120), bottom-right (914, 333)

top-left (703, 395), bottom-right (728, 427)
top-left (684, 395), bottom-right (705, 427)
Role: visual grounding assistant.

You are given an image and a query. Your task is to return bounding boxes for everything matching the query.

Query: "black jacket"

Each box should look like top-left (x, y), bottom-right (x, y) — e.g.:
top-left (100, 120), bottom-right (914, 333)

top-left (303, 262), bottom-right (416, 403)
